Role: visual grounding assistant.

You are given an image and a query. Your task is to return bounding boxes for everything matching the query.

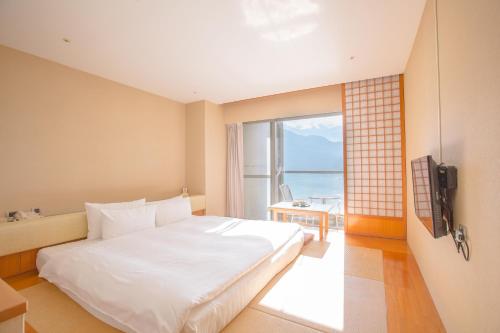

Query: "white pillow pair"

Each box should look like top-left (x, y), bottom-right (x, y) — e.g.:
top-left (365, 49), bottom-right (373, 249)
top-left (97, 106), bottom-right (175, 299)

top-left (85, 196), bottom-right (192, 240)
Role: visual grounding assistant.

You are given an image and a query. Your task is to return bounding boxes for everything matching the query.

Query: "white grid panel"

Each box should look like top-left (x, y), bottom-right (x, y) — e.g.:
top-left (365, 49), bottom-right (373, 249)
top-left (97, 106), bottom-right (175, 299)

top-left (345, 75), bottom-right (403, 218)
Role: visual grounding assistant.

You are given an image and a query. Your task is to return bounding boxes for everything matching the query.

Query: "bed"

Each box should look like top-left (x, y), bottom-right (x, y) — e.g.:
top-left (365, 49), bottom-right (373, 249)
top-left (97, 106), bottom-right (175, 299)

top-left (37, 215), bottom-right (304, 333)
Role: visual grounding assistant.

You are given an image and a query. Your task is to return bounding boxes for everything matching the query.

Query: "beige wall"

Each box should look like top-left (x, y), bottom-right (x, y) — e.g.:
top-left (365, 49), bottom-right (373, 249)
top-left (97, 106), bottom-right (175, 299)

top-left (185, 101), bottom-right (206, 196)
top-left (0, 45), bottom-right (186, 216)
top-left (404, 0), bottom-right (500, 332)
top-left (185, 101), bottom-right (227, 215)
top-left (204, 102), bottom-right (227, 216)
top-left (223, 84), bottom-right (342, 124)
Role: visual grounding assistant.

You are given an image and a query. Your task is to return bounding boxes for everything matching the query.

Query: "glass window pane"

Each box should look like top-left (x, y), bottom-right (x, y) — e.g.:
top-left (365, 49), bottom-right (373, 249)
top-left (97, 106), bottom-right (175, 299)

top-left (243, 122), bottom-right (271, 220)
top-left (243, 122), bottom-right (270, 176)
top-left (243, 177), bottom-right (271, 220)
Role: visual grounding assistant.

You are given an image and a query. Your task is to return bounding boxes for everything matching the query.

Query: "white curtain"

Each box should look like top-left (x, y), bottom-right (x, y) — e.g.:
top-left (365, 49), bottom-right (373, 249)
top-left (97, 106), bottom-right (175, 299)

top-left (226, 123), bottom-right (244, 218)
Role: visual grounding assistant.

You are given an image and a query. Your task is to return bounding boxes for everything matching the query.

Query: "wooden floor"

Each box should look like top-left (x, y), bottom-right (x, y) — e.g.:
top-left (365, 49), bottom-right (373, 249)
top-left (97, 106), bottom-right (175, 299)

top-left (345, 233), bottom-right (446, 333)
top-left (5, 230), bottom-right (445, 333)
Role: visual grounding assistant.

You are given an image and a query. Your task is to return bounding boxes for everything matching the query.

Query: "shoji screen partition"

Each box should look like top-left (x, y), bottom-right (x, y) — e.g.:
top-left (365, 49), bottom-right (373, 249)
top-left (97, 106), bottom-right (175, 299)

top-left (343, 74), bottom-right (406, 239)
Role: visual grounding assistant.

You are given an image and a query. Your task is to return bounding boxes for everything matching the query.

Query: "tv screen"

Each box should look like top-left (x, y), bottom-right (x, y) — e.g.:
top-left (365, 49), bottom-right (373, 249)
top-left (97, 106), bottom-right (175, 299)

top-left (411, 155), bottom-right (447, 238)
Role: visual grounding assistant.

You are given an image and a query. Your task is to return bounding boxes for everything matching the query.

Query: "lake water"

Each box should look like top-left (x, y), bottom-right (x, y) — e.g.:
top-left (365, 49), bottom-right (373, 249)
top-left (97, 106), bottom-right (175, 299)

top-left (284, 173), bottom-right (344, 214)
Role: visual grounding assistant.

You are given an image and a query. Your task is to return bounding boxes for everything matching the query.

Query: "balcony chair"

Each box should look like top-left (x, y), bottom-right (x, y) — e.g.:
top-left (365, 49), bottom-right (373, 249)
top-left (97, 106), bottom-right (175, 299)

top-left (308, 195), bottom-right (342, 229)
top-left (278, 184), bottom-right (316, 225)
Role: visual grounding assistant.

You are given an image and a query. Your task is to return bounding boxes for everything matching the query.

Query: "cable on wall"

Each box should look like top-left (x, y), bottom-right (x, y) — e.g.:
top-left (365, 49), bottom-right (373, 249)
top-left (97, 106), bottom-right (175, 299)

top-left (434, 0), bottom-right (443, 164)
top-left (434, 0), bottom-right (470, 261)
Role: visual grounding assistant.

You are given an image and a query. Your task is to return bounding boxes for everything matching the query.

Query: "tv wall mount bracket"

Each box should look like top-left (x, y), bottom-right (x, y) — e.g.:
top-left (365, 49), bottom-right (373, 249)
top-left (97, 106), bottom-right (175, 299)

top-left (437, 164), bottom-right (470, 261)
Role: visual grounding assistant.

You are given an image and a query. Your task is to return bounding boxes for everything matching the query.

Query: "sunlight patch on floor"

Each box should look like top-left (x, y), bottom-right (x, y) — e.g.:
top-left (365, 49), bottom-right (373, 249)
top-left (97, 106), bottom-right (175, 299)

top-left (256, 253), bottom-right (345, 331)
top-left (249, 230), bottom-right (387, 332)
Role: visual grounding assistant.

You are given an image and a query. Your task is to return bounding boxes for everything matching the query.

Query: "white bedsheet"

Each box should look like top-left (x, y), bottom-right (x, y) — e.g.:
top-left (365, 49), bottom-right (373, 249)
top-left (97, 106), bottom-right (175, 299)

top-left (39, 216), bottom-right (302, 333)
top-left (37, 239), bottom-right (98, 270)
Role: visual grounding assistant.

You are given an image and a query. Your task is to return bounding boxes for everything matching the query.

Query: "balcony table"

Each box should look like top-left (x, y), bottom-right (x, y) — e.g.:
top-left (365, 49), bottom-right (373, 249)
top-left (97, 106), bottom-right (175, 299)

top-left (268, 202), bottom-right (331, 241)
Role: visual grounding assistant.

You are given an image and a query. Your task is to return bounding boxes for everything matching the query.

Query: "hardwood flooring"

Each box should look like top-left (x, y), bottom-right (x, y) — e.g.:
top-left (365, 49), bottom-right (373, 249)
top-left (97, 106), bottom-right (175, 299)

top-left (5, 230), bottom-right (446, 333)
top-left (346, 234), bottom-right (446, 333)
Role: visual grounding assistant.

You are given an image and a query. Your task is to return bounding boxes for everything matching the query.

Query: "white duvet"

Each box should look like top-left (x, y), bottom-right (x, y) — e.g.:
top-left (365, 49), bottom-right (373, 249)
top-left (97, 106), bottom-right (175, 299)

top-left (39, 216), bottom-right (302, 333)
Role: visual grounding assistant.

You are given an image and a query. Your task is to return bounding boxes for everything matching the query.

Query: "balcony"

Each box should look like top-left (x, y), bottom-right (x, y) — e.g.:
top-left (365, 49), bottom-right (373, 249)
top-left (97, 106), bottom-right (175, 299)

top-left (282, 170), bottom-right (344, 229)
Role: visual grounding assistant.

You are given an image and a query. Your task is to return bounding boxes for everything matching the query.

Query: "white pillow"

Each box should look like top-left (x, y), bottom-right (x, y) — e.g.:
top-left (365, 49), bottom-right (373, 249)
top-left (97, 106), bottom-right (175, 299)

top-left (148, 196), bottom-right (192, 226)
top-left (85, 198), bottom-right (146, 240)
top-left (101, 205), bottom-right (156, 240)
top-left (147, 195), bottom-right (184, 206)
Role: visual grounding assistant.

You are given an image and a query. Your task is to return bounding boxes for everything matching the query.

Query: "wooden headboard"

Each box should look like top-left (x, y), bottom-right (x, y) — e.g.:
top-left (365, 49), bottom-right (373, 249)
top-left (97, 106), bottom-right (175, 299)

top-left (0, 195), bottom-right (206, 278)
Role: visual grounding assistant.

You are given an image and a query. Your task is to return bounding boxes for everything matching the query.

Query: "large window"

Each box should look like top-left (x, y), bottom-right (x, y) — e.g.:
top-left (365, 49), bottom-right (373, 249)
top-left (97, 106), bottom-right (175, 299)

top-left (243, 121), bottom-right (272, 220)
top-left (243, 114), bottom-right (344, 226)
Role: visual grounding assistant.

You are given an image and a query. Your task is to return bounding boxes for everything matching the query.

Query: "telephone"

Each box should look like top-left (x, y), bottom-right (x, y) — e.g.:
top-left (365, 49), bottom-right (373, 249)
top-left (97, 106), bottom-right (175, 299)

top-left (7, 208), bottom-right (42, 222)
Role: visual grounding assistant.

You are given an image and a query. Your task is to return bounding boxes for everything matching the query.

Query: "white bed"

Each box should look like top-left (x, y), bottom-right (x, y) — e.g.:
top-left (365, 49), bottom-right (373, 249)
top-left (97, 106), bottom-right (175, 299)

top-left (37, 215), bottom-right (303, 333)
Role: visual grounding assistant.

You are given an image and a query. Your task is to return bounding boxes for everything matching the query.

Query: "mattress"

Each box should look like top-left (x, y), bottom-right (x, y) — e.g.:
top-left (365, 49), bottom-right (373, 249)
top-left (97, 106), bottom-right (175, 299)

top-left (183, 228), bottom-right (303, 333)
top-left (37, 216), bottom-right (304, 333)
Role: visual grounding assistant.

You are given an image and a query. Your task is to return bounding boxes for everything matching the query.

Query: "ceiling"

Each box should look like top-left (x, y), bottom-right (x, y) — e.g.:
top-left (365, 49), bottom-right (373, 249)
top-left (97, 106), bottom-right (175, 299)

top-left (0, 0), bottom-right (426, 104)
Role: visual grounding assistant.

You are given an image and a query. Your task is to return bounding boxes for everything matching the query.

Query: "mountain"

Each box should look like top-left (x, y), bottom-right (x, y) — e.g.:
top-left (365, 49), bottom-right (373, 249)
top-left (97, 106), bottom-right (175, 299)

top-left (283, 129), bottom-right (343, 171)
top-left (285, 125), bottom-right (343, 143)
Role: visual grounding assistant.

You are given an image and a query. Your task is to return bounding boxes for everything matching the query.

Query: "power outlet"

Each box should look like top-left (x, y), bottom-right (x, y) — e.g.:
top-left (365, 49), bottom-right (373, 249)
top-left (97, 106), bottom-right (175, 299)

top-left (455, 225), bottom-right (466, 242)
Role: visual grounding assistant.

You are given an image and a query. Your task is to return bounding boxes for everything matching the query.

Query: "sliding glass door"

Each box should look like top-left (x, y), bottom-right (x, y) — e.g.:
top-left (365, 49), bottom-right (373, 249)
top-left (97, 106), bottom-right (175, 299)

top-left (282, 115), bottom-right (344, 227)
top-left (243, 114), bottom-right (344, 226)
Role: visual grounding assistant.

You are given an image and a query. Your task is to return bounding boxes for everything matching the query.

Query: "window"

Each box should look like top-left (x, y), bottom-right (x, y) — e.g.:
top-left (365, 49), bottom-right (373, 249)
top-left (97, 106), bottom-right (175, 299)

top-left (243, 114), bottom-right (344, 227)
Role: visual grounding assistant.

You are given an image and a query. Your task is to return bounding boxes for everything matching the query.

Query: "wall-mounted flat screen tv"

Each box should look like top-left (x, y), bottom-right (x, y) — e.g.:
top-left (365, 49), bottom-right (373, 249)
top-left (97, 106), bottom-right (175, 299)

top-left (411, 155), bottom-right (447, 238)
